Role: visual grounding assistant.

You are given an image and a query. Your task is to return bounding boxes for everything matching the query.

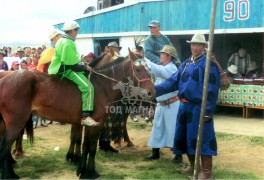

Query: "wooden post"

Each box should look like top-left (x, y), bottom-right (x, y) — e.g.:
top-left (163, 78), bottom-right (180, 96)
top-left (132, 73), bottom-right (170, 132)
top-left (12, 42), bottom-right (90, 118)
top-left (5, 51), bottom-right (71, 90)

top-left (193, 0), bottom-right (218, 179)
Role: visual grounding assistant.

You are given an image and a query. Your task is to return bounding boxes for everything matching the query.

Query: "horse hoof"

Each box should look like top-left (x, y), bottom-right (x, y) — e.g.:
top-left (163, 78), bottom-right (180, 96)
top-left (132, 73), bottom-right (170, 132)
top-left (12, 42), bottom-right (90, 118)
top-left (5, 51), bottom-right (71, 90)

top-left (12, 149), bottom-right (17, 155)
top-left (66, 153), bottom-right (74, 162)
top-left (87, 171), bottom-right (100, 179)
top-left (14, 151), bottom-right (23, 157)
top-left (12, 174), bottom-right (20, 179)
top-left (126, 141), bottom-right (134, 147)
top-left (76, 167), bottom-right (83, 177)
top-left (114, 142), bottom-right (121, 147)
top-left (73, 155), bottom-right (81, 164)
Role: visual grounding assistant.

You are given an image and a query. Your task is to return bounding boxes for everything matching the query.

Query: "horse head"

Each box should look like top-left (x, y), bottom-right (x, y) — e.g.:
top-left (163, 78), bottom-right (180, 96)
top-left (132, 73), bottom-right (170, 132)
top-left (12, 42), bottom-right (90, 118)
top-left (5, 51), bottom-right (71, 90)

top-left (211, 58), bottom-right (230, 91)
top-left (220, 73), bottom-right (231, 90)
top-left (126, 48), bottom-right (156, 101)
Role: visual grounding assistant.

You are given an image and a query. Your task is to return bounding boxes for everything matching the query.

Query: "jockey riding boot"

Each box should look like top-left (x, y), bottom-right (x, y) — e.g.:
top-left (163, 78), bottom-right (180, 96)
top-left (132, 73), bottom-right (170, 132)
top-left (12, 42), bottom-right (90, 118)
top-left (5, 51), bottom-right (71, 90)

top-left (41, 118), bottom-right (47, 127)
top-left (179, 154), bottom-right (196, 174)
top-left (172, 154), bottom-right (183, 164)
top-left (32, 115), bottom-right (38, 129)
top-left (81, 111), bottom-right (100, 127)
top-left (145, 148), bottom-right (160, 160)
top-left (99, 140), bottom-right (119, 153)
top-left (198, 156), bottom-right (213, 180)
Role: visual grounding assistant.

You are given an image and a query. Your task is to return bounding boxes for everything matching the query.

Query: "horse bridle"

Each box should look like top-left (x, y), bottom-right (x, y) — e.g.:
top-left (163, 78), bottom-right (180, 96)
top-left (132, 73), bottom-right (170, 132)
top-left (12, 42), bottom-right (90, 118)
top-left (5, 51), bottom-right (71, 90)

top-left (123, 58), bottom-right (152, 87)
top-left (90, 58), bottom-right (152, 88)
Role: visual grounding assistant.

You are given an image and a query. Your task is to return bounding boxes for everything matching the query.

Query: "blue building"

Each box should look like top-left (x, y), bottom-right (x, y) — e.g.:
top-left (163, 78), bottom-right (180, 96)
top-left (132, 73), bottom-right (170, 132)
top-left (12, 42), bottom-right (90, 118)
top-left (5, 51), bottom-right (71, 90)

top-left (55, 0), bottom-right (264, 68)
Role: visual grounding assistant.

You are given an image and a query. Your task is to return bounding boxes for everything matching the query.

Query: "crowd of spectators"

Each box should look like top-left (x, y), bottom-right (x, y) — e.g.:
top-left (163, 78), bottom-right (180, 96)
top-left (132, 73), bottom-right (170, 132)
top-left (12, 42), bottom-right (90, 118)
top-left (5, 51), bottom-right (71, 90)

top-left (0, 45), bottom-right (46, 72)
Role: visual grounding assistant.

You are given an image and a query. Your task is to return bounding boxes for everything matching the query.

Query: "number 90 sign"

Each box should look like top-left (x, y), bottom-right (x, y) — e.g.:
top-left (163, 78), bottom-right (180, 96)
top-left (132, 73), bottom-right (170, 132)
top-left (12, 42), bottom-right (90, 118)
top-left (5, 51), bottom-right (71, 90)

top-left (224, 0), bottom-right (250, 21)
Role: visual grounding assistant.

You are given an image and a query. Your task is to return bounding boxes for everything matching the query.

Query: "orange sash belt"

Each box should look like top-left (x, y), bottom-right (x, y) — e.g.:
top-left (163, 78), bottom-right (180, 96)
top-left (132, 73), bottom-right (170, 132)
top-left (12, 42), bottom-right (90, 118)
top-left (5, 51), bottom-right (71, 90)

top-left (180, 98), bottom-right (189, 103)
top-left (159, 96), bottom-right (179, 106)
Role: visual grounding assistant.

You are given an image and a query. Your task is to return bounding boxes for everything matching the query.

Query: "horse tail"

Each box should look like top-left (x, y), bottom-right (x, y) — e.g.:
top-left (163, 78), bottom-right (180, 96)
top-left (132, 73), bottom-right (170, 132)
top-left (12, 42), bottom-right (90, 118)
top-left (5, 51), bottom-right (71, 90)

top-left (25, 114), bottom-right (34, 144)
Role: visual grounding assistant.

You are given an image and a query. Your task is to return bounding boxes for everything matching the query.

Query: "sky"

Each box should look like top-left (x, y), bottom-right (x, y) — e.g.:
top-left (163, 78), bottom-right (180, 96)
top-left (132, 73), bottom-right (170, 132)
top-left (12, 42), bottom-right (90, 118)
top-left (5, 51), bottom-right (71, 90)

top-left (0, 0), bottom-right (97, 44)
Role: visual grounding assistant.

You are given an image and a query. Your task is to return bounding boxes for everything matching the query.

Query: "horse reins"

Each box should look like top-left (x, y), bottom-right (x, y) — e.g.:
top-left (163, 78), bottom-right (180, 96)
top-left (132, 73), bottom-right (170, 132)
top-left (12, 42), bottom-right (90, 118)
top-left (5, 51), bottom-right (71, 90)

top-left (91, 59), bottom-right (152, 88)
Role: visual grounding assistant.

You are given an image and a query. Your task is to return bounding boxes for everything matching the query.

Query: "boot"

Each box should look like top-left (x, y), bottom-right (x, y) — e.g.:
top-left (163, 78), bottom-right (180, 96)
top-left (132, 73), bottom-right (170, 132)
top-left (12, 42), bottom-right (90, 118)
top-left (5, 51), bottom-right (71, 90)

top-left (179, 154), bottom-right (195, 174)
top-left (198, 156), bottom-right (212, 180)
top-left (145, 148), bottom-right (160, 160)
top-left (99, 140), bottom-right (119, 153)
top-left (172, 154), bottom-right (183, 164)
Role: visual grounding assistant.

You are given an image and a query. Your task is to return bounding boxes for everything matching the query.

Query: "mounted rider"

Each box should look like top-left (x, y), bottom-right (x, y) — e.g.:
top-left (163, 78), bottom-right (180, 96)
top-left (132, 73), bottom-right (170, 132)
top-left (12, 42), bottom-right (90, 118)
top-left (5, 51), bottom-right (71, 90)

top-left (48, 20), bottom-right (99, 127)
top-left (107, 41), bottom-right (122, 61)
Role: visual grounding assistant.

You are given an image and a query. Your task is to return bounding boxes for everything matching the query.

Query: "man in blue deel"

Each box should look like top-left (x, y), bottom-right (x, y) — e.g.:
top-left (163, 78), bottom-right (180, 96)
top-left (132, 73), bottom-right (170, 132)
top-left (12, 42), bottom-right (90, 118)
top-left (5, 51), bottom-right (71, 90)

top-left (154, 34), bottom-right (220, 179)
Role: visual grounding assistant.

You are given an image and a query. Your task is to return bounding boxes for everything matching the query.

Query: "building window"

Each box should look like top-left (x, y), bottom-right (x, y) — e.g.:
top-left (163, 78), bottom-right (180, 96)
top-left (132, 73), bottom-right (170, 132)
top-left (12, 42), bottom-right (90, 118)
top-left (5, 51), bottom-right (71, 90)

top-left (98, 0), bottom-right (103, 10)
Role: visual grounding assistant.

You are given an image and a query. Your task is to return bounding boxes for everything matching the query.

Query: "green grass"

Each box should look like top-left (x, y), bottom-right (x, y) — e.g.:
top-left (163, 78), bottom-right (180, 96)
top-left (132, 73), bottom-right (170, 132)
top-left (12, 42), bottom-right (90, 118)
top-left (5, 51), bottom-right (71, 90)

top-left (14, 141), bottom-right (261, 179)
top-left (15, 147), bottom-right (76, 179)
top-left (10, 127), bottom-right (263, 179)
top-left (214, 168), bottom-right (260, 179)
top-left (216, 132), bottom-right (264, 146)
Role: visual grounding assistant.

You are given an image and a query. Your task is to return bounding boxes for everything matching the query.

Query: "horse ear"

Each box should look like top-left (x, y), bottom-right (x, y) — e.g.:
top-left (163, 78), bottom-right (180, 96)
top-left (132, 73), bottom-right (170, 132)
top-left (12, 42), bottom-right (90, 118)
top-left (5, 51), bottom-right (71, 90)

top-left (109, 47), bottom-right (115, 57)
top-left (128, 48), bottom-right (137, 62)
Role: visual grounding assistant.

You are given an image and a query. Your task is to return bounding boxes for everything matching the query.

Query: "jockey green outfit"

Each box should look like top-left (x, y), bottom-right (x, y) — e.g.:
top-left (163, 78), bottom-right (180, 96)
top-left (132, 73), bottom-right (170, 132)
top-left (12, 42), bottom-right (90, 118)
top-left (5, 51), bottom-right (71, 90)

top-left (48, 21), bottom-right (99, 127)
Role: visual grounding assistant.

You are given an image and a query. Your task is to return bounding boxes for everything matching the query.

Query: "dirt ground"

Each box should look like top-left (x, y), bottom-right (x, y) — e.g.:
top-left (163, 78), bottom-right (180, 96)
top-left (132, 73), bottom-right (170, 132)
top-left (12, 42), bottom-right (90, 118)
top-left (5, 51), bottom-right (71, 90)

top-left (24, 110), bottom-right (264, 179)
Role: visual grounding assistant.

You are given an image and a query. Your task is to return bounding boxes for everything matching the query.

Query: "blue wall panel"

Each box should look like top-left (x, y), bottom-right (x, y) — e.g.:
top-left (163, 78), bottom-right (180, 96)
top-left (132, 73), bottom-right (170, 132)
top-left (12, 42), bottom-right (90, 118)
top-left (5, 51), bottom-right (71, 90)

top-left (54, 0), bottom-right (264, 34)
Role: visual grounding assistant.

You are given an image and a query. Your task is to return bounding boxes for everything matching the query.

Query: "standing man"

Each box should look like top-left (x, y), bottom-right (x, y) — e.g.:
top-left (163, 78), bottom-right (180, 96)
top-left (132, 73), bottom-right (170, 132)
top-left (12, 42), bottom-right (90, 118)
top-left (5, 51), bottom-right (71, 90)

top-left (107, 41), bottom-right (122, 61)
top-left (144, 20), bottom-right (181, 66)
top-left (144, 45), bottom-right (182, 163)
top-left (48, 20), bottom-right (99, 127)
top-left (154, 34), bottom-right (220, 179)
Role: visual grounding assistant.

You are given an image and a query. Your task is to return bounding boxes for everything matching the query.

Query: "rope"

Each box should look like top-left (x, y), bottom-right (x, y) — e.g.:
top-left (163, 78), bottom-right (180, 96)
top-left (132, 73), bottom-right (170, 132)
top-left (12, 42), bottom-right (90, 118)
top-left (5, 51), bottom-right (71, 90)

top-left (90, 69), bottom-right (123, 84)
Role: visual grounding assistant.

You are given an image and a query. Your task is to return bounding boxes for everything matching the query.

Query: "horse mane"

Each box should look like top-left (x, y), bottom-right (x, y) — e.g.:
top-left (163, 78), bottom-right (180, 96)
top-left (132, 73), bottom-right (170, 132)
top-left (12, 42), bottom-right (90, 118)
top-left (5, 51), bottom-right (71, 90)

top-left (93, 56), bottom-right (126, 71)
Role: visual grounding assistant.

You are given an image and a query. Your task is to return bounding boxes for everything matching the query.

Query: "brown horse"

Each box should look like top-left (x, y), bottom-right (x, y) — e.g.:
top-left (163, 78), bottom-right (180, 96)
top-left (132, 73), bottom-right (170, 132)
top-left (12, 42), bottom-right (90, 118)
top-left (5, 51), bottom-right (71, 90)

top-left (0, 52), bottom-right (113, 160)
top-left (0, 71), bottom-right (34, 162)
top-left (0, 50), bottom-right (155, 179)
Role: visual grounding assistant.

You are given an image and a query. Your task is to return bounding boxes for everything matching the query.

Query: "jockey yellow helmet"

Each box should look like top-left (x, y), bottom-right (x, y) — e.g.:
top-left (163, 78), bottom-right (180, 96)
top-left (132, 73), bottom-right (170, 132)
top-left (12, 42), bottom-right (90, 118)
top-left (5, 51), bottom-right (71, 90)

top-left (63, 21), bottom-right (80, 31)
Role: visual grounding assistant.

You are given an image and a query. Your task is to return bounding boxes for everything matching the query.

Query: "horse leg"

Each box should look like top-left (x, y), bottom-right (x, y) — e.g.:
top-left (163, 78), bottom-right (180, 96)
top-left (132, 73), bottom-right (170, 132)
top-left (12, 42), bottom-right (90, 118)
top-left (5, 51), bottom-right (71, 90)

top-left (12, 129), bottom-right (24, 157)
top-left (1, 150), bottom-right (19, 179)
top-left (123, 114), bottom-right (134, 147)
top-left (77, 128), bottom-right (90, 179)
top-left (0, 109), bottom-right (32, 178)
top-left (86, 129), bottom-right (100, 179)
top-left (66, 124), bottom-right (82, 164)
top-left (77, 128), bottom-right (100, 179)
top-left (0, 137), bottom-right (19, 179)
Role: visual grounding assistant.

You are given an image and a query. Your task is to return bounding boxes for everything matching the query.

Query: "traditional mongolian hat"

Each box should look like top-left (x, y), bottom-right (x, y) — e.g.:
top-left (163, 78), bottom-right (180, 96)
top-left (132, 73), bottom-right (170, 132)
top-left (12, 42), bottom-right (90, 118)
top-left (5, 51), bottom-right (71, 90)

top-left (157, 45), bottom-right (176, 57)
top-left (227, 64), bottom-right (238, 74)
top-left (107, 41), bottom-right (122, 50)
top-left (187, 34), bottom-right (208, 45)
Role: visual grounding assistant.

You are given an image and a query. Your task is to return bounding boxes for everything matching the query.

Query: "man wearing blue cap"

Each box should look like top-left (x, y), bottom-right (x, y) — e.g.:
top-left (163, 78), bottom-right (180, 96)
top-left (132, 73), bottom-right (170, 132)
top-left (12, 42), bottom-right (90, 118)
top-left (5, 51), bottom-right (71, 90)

top-left (144, 20), bottom-right (181, 66)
